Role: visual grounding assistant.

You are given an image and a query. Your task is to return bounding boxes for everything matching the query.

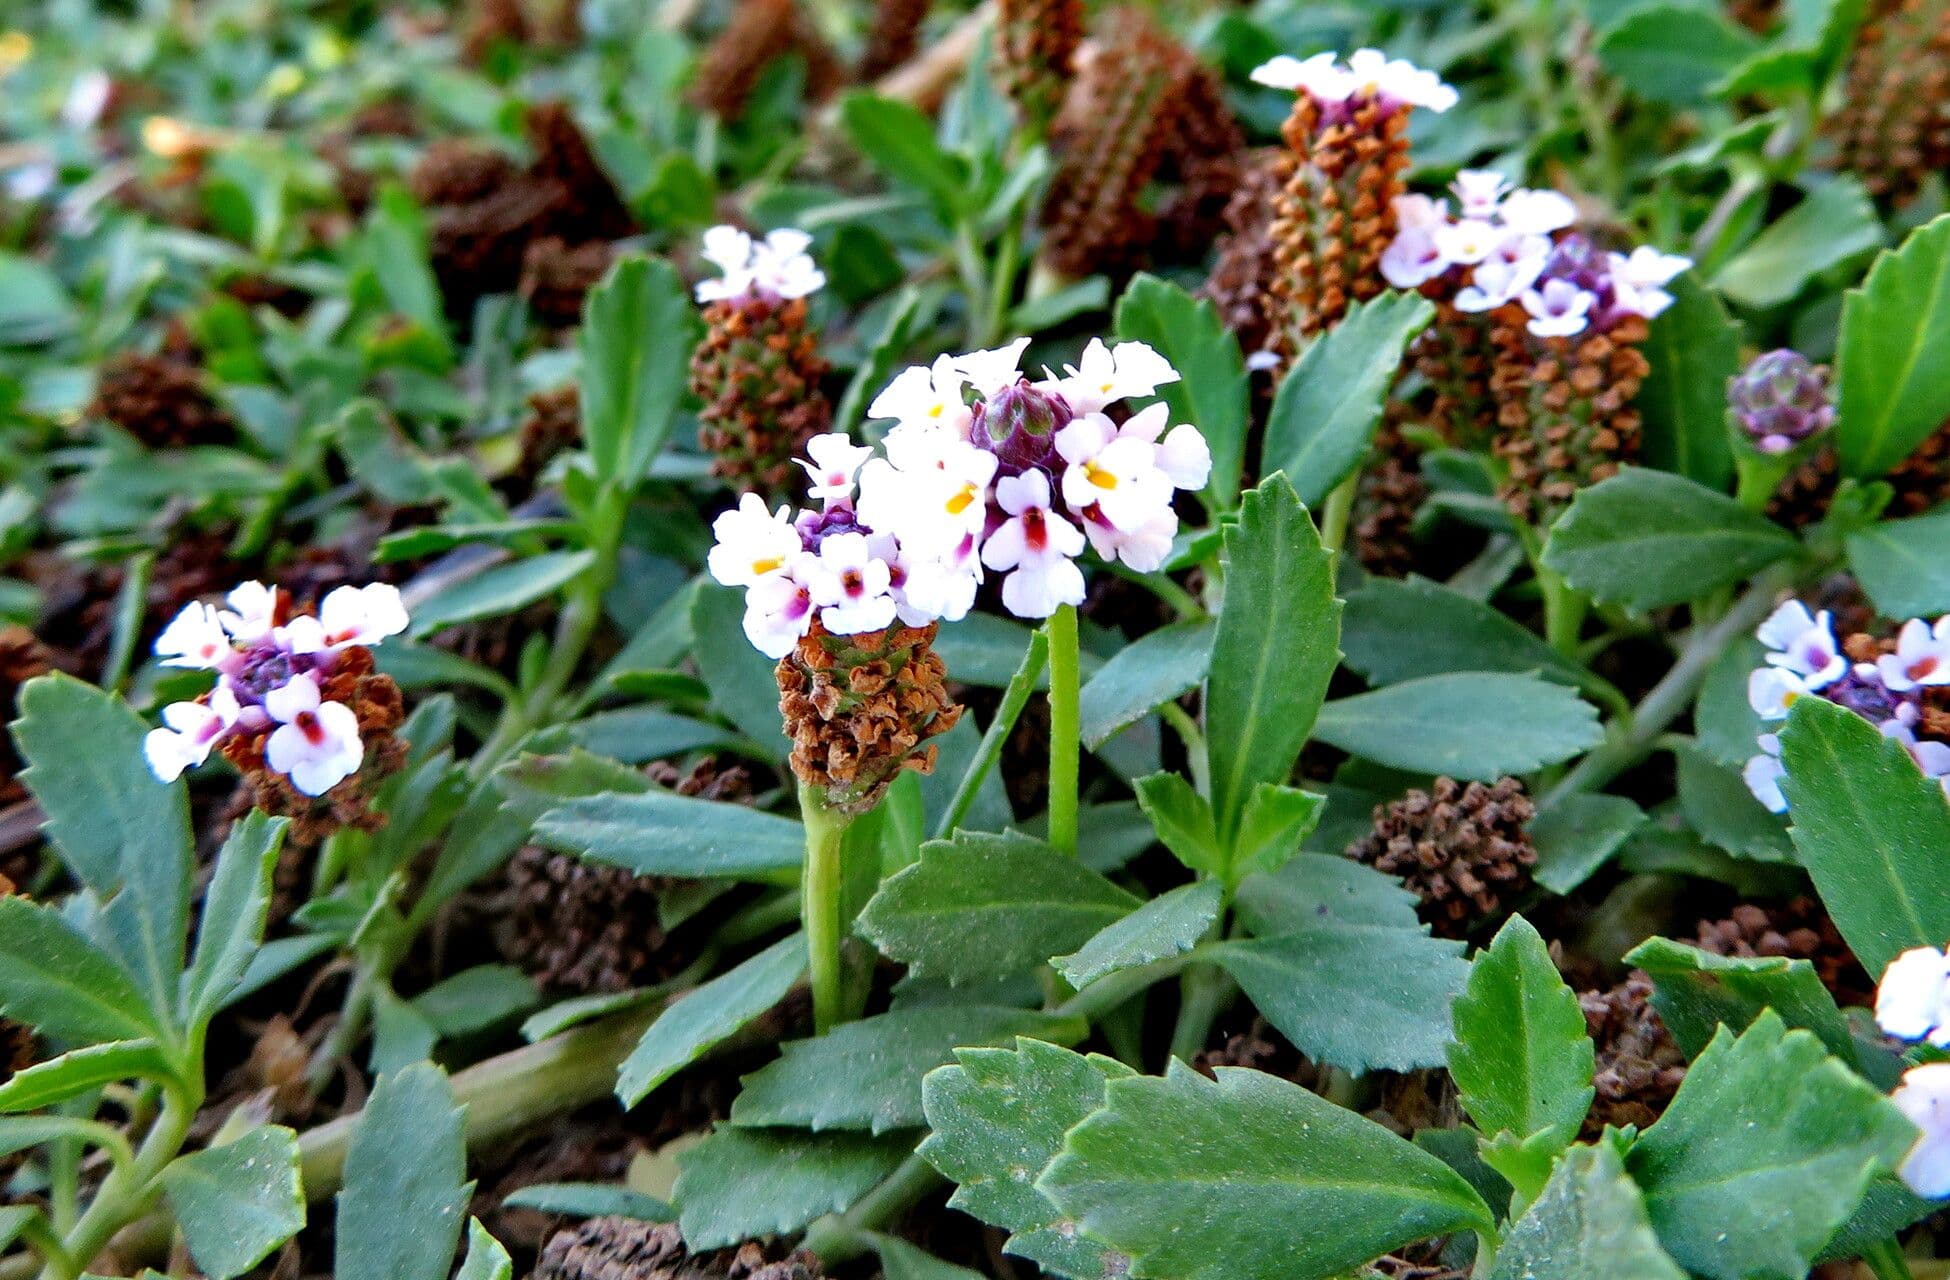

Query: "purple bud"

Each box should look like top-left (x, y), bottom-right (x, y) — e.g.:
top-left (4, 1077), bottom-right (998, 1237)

top-left (970, 379), bottom-right (1072, 472)
top-left (796, 504), bottom-right (864, 550)
top-left (1730, 350), bottom-right (1834, 454)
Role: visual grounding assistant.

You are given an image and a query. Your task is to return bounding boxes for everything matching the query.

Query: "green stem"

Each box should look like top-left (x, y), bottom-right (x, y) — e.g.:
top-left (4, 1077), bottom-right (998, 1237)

top-left (1159, 701), bottom-right (1210, 798)
top-left (1167, 960), bottom-right (1237, 1065)
top-left (801, 1153), bottom-right (946, 1264)
top-left (38, 1080), bottom-right (199, 1280)
top-left (1045, 604), bottom-right (1081, 858)
top-left (305, 959), bottom-right (380, 1093)
top-left (800, 782), bottom-right (856, 1036)
top-left (981, 215), bottom-right (1022, 348)
top-left (1865, 1238), bottom-right (1916, 1280)
top-left (1538, 562), bottom-right (1586, 658)
top-left (1318, 474), bottom-right (1359, 556)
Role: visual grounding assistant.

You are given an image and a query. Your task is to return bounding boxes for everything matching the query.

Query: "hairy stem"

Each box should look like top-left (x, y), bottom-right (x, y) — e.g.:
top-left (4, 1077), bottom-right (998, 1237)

top-left (1046, 604), bottom-right (1081, 857)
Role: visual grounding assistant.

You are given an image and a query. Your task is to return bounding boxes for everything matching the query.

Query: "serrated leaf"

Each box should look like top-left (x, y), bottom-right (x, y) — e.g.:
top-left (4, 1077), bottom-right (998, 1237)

top-left (0, 896), bottom-right (162, 1047)
top-left (920, 1039), bottom-right (1137, 1280)
top-left (1115, 275), bottom-right (1249, 504)
top-left (618, 934), bottom-right (805, 1105)
top-left (160, 1126), bottom-right (305, 1280)
top-left (1039, 1062), bottom-right (1493, 1280)
top-left (533, 789), bottom-right (804, 880)
top-left (1715, 179), bottom-right (1881, 309)
top-left (184, 812), bottom-right (286, 1024)
top-left (673, 1126), bottom-right (910, 1250)
top-left (1529, 792), bottom-right (1645, 894)
top-left (1262, 292), bottom-right (1435, 505)
top-left (1232, 783), bottom-right (1326, 880)
top-left (1626, 936), bottom-right (1854, 1061)
top-left (732, 1005), bottom-right (1086, 1133)
top-left (1675, 742), bottom-right (1794, 861)
top-left (1213, 922), bottom-right (1469, 1072)
top-left (1847, 508), bottom-right (1950, 618)
top-left (1055, 880), bottom-right (1224, 988)
top-left (1340, 575), bottom-right (1586, 688)
top-left (454, 1220), bottom-right (513, 1280)
top-left (1132, 772), bottom-right (1222, 878)
top-left (1077, 620), bottom-right (1212, 749)
top-left (1637, 273), bottom-right (1739, 490)
top-left (1836, 213), bottom-right (1950, 478)
top-left (1778, 695), bottom-right (1950, 975)
top-left (1312, 674), bottom-right (1601, 780)
top-left (1542, 468), bottom-right (1799, 611)
top-left (1234, 853), bottom-right (1423, 936)
top-left (335, 1063), bottom-right (470, 1280)
top-left (0, 1040), bottom-right (174, 1112)
top-left (1447, 917), bottom-right (1594, 1183)
top-left (1490, 1144), bottom-right (1685, 1280)
top-left (856, 831), bottom-right (1137, 984)
top-left (579, 255), bottom-right (697, 486)
top-left (1628, 1012), bottom-right (1914, 1280)
top-left (1206, 476), bottom-right (1341, 843)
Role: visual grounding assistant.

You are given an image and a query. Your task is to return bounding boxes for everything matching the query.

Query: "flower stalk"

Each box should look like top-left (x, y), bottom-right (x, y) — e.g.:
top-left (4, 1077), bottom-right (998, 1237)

top-left (799, 780), bottom-right (857, 1035)
top-left (1045, 602), bottom-right (1081, 857)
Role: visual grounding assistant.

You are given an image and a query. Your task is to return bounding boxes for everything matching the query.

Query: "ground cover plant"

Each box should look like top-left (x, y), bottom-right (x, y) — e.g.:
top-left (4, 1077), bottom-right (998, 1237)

top-left (7, 0), bottom-right (1950, 1276)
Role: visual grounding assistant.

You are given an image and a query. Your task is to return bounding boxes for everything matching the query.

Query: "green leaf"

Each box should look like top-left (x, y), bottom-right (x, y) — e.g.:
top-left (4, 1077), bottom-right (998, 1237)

top-left (1597, 6), bottom-right (1761, 104)
top-left (1778, 695), bottom-right (1950, 975)
top-left (857, 830), bottom-right (1137, 984)
top-left (1340, 575), bottom-right (1586, 688)
top-left (1212, 922), bottom-right (1469, 1072)
top-left (1489, 1144), bottom-right (1685, 1280)
top-left (335, 1063), bottom-right (471, 1280)
top-left (1260, 292), bottom-right (1436, 506)
top-left (1054, 880), bottom-right (1225, 989)
top-left (0, 251), bottom-right (79, 345)
top-left (1847, 508), bottom-right (1950, 618)
top-left (1637, 273), bottom-right (1739, 490)
top-left (410, 965), bottom-right (539, 1039)
top-left (1626, 936), bottom-right (1855, 1061)
top-left (579, 254), bottom-right (698, 486)
top-left (1039, 1062), bottom-right (1493, 1280)
top-left (15, 674), bottom-right (192, 1019)
top-left (454, 1221), bottom-right (513, 1280)
top-left (534, 789), bottom-right (804, 880)
top-left (363, 187), bottom-right (450, 356)
top-left (1114, 275), bottom-right (1250, 504)
top-left (160, 1126), bottom-right (305, 1280)
top-left (1530, 792), bottom-right (1645, 893)
top-left (1234, 853), bottom-right (1423, 936)
top-left (673, 1126), bottom-right (910, 1250)
top-left (1447, 917), bottom-right (1595, 1190)
top-left (1836, 213), bottom-right (1950, 478)
top-left (0, 1040), bottom-right (174, 1112)
top-left (1542, 469), bottom-right (1800, 611)
top-left (1232, 783), bottom-right (1327, 880)
top-left (1715, 179), bottom-right (1881, 309)
top-left (1077, 620), bottom-right (1212, 749)
top-left (733, 1005), bottom-right (1086, 1133)
top-left (1675, 742), bottom-right (1793, 861)
top-left (1312, 674), bottom-right (1601, 780)
top-left (409, 551), bottom-right (595, 637)
top-left (1695, 635), bottom-right (1770, 767)
top-left (839, 93), bottom-right (968, 217)
top-left (866, 1233), bottom-right (989, 1280)
top-left (920, 1039), bottom-right (1137, 1280)
top-left (1132, 772), bottom-right (1223, 878)
top-left (0, 896), bottom-right (162, 1047)
top-left (501, 1183), bottom-right (673, 1220)
top-left (1627, 1012), bottom-right (1914, 1280)
top-left (690, 583), bottom-right (791, 754)
top-left (1206, 476), bottom-right (1341, 843)
top-left (184, 812), bottom-right (286, 1024)
top-left (618, 934), bottom-right (805, 1105)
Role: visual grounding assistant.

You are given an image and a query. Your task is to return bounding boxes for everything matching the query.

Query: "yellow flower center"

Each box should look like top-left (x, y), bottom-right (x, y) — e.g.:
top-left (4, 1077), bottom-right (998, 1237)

top-left (752, 555), bottom-right (785, 576)
top-left (1085, 462), bottom-right (1119, 490)
top-left (945, 485), bottom-right (977, 515)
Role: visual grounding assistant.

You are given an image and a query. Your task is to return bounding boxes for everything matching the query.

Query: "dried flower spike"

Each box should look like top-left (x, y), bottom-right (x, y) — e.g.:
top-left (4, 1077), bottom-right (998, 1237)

top-left (857, 0), bottom-right (929, 81)
top-left (1347, 776), bottom-right (1537, 937)
top-left (690, 0), bottom-right (842, 118)
top-left (1580, 971), bottom-right (1686, 1138)
top-left (997, 0), bottom-right (1083, 134)
top-left (91, 351), bottom-right (233, 448)
top-left (1827, 0), bottom-right (1950, 204)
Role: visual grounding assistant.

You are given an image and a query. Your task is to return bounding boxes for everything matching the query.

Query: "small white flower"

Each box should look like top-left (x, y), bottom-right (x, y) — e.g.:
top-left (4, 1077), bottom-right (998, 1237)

top-left (1054, 339), bottom-right (1180, 414)
top-left (1757, 600), bottom-right (1821, 652)
top-left (5, 164), bottom-right (54, 202)
top-left (62, 70), bottom-right (113, 129)
top-left (1249, 52), bottom-right (1350, 100)
top-left (803, 533), bottom-right (897, 635)
top-left (154, 601), bottom-right (233, 669)
top-left (1055, 412), bottom-right (1176, 532)
top-left (696, 226), bottom-right (757, 302)
top-left (742, 572), bottom-right (816, 658)
top-left (796, 433), bottom-right (875, 508)
top-left (708, 494), bottom-right (805, 588)
top-left (1884, 721), bottom-right (1950, 784)
top-left (1877, 947), bottom-right (1950, 1043)
top-left (869, 356), bottom-right (972, 434)
top-left (1381, 225), bottom-right (1449, 289)
top-left (1450, 170), bottom-right (1509, 219)
top-left (1394, 193), bottom-right (1450, 230)
top-left (1498, 188), bottom-right (1578, 236)
top-left (263, 674), bottom-right (365, 797)
top-left (1879, 617), bottom-right (1950, 692)
top-left (1763, 610), bottom-right (1846, 688)
top-left (1748, 666), bottom-right (1810, 721)
top-left (856, 442), bottom-right (996, 557)
top-left (1520, 279), bottom-right (1596, 338)
top-left (143, 686), bottom-right (241, 783)
top-left (286, 583), bottom-right (409, 655)
top-left (954, 338), bottom-right (1033, 398)
top-left (1432, 218), bottom-right (1505, 267)
top-left (1455, 249), bottom-right (1547, 313)
top-left (219, 581), bottom-right (280, 641)
top-left (1611, 245), bottom-right (1692, 290)
top-left (1345, 48), bottom-right (1459, 112)
top-left (695, 225), bottom-right (825, 302)
top-left (1082, 506), bottom-right (1178, 573)
top-left (1893, 1063), bottom-right (1950, 1199)
top-left (1107, 402), bottom-right (1211, 491)
top-left (875, 531), bottom-right (979, 626)
top-left (1742, 744), bottom-right (1788, 813)
top-left (982, 470), bottom-right (1087, 619)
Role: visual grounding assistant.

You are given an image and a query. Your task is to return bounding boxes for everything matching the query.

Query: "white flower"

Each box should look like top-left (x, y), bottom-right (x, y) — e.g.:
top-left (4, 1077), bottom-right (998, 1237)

top-left (1450, 170), bottom-right (1509, 219)
top-left (1250, 52), bottom-right (1350, 100)
top-left (1879, 617), bottom-right (1950, 692)
top-left (1110, 402), bottom-right (1211, 491)
top-left (1880, 947), bottom-right (1950, 1044)
top-left (982, 470), bottom-right (1087, 619)
top-left (695, 225), bottom-right (825, 302)
top-left (1345, 48), bottom-right (1459, 112)
top-left (1748, 665), bottom-right (1811, 721)
top-left (1893, 1063), bottom-right (1950, 1199)
top-left (1055, 411), bottom-right (1176, 532)
top-left (856, 442), bottom-right (996, 556)
top-left (154, 601), bottom-right (233, 669)
top-left (954, 338), bottom-right (1033, 398)
top-left (875, 531), bottom-right (979, 626)
top-left (5, 164), bottom-right (53, 202)
top-left (1762, 609), bottom-right (1846, 688)
top-left (1611, 245), bottom-right (1692, 290)
top-left (1885, 721), bottom-right (1950, 784)
top-left (1082, 506), bottom-right (1178, 573)
top-left (1455, 250), bottom-right (1546, 313)
top-left (696, 226), bottom-right (757, 302)
top-left (1520, 279), bottom-right (1596, 338)
top-left (803, 533), bottom-right (897, 634)
top-left (1054, 339), bottom-right (1180, 414)
top-left (708, 494), bottom-right (804, 588)
top-left (263, 674), bottom-right (365, 797)
top-left (286, 583), bottom-right (409, 655)
top-left (219, 581), bottom-right (279, 641)
top-left (1757, 600), bottom-right (1821, 652)
top-left (1742, 742), bottom-right (1788, 813)
top-left (742, 572), bottom-right (816, 658)
top-left (62, 70), bottom-right (113, 129)
top-left (869, 356), bottom-right (972, 434)
top-left (796, 433), bottom-right (875, 508)
top-left (1498, 188), bottom-right (1578, 236)
top-left (1394, 193), bottom-right (1450, 229)
top-left (1433, 218), bottom-right (1506, 267)
top-left (1381, 225), bottom-right (1448, 289)
top-left (143, 687), bottom-right (241, 783)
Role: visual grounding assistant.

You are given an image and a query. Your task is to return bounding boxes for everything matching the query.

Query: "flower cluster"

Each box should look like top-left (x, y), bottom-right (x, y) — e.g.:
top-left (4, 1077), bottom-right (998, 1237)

top-left (1742, 601), bottom-right (1950, 812)
top-left (1873, 945), bottom-right (1950, 1197)
top-left (144, 582), bottom-right (408, 796)
top-left (708, 338), bottom-right (1210, 656)
top-left (1249, 49), bottom-right (1459, 115)
top-left (694, 225), bottom-right (826, 304)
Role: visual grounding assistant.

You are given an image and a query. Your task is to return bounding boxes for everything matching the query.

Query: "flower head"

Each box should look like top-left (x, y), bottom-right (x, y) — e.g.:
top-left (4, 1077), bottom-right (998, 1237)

top-left (286, 584), bottom-right (409, 655)
top-left (1521, 279), bottom-right (1597, 338)
top-left (696, 225), bottom-right (826, 303)
top-left (1450, 170), bottom-right (1509, 219)
top-left (1879, 617), bottom-right (1950, 692)
top-left (708, 493), bottom-right (803, 588)
top-left (143, 686), bottom-right (241, 783)
top-left (1729, 350), bottom-right (1835, 455)
top-left (1250, 49), bottom-right (1456, 114)
top-left (803, 532), bottom-right (898, 635)
top-left (263, 673), bottom-right (365, 797)
top-left (983, 469), bottom-right (1088, 619)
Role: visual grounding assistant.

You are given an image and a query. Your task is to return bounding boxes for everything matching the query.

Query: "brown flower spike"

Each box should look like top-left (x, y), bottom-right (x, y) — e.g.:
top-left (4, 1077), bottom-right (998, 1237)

top-left (691, 292), bottom-right (834, 499)
top-left (1490, 308), bottom-right (1650, 526)
top-left (778, 619), bottom-right (962, 815)
top-left (997, 0), bottom-right (1084, 134)
top-left (1348, 776), bottom-right (1537, 937)
top-left (689, 0), bottom-right (842, 119)
top-left (1827, 0), bottom-right (1950, 204)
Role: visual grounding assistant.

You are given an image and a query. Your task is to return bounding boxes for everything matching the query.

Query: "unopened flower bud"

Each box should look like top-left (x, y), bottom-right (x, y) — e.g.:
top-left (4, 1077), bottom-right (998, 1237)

top-left (1730, 350), bottom-right (1835, 455)
top-left (970, 379), bottom-right (1073, 471)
